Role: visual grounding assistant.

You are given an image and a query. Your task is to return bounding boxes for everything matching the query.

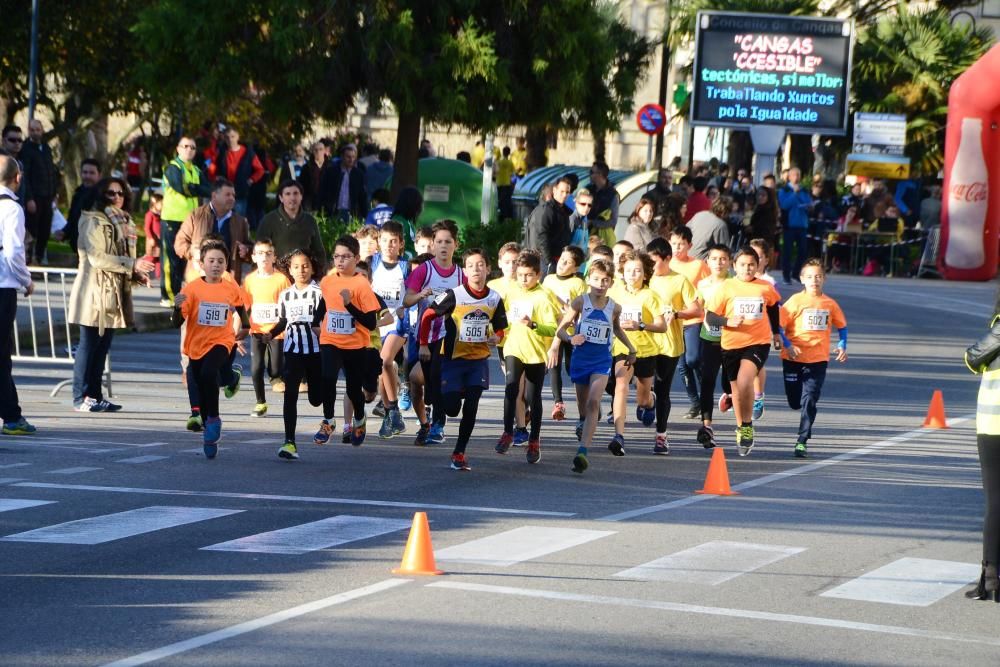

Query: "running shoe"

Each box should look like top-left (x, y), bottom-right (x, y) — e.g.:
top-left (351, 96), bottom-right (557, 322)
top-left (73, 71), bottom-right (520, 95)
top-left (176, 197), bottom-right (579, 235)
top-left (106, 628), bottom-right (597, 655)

top-left (696, 425), bottom-right (716, 449)
top-left (390, 408), bottom-right (406, 435)
top-left (736, 425), bottom-right (755, 457)
top-left (2, 417), bottom-right (36, 435)
top-left (379, 413), bottom-right (394, 439)
top-left (427, 423), bottom-right (445, 444)
top-left (203, 417), bottom-right (221, 459)
top-left (572, 452), bottom-right (589, 474)
top-left (271, 379), bottom-right (286, 393)
top-left (640, 404), bottom-right (656, 428)
top-left (512, 427), bottom-right (529, 447)
top-left (251, 403), bottom-right (268, 418)
top-left (399, 385), bottom-right (412, 411)
top-left (75, 397), bottom-right (101, 412)
top-left (551, 402), bottom-right (566, 421)
top-left (224, 366), bottom-right (242, 399)
top-left (683, 405), bottom-right (700, 419)
top-left (575, 419), bottom-right (584, 442)
top-left (351, 417), bottom-right (367, 446)
top-left (186, 412), bottom-right (203, 432)
top-left (342, 424), bottom-right (352, 444)
top-left (608, 434), bottom-right (626, 457)
top-left (313, 419), bottom-right (333, 445)
top-left (752, 396), bottom-right (765, 421)
top-left (495, 431), bottom-right (513, 454)
top-left (526, 439), bottom-right (541, 464)
top-left (653, 434), bottom-right (670, 455)
top-left (414, 423), bottom-right (430, 446)
top-left (718, 393), bottom-right (732, 413)
top-left (94, 399), bottom-right (122, 412)
top-left (606, 411), bottom-right (614, 425)
top-left (450, 452), bottom-right (471, 471)
top-left (278, 442), bottom-right (299, 460)
top-left (373, 400), bottom-right (386, 418)
top-left (794, 442), bottom-right (808, 458)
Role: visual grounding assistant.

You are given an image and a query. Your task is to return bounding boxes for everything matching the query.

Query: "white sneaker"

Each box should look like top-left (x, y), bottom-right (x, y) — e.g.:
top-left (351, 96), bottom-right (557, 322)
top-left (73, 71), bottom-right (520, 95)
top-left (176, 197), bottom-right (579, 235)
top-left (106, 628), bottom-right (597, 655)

top-left (75, 397), bottom-right (101, 412)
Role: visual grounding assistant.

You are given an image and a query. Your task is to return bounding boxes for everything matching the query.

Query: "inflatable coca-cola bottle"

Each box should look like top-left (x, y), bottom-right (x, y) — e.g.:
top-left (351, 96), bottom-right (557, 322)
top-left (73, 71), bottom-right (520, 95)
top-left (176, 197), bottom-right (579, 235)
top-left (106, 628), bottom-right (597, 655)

top-left (944, 118), bottom-right (989, 270)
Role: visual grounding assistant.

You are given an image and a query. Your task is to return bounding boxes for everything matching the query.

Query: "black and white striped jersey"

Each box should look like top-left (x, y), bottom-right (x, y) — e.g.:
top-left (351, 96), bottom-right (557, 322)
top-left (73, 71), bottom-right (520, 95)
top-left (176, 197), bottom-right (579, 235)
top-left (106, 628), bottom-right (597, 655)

top-left (275, 282), bottom-right (324, 354)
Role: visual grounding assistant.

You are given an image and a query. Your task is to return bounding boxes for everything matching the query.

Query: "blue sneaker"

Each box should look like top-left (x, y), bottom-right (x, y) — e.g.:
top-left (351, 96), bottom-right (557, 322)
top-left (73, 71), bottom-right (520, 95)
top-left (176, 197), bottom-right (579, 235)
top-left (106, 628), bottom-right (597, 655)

top-left (2, 417), bottom-right (36, 435)
top-left (427, 422), bottom-right (445, 444)
top-left (379, 413), bottom-right (394, 439)
top-left (203, 417), bottom-right (221, 459)
top-left (513, 427), bottom-right (529, 447)
top-left (752, 396), bottom-right (765, 421)
top-left (390, 407), bottom-right (406, 434)
top-left (351, 416), bottom-right (367, 446)
top-left (399, 385), bottom-right (412, 411)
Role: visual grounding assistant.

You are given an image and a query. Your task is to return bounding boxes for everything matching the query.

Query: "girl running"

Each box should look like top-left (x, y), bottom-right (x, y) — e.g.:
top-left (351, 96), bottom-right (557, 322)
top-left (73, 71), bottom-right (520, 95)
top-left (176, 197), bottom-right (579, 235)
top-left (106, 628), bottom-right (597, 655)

top-left (542, 245), bottom-right (587, 422)
top-left (695, 244), bottom-right (735, 449)
top-left (749, 237), bottom-right (778, 421)
top-left (550, 258), bottom-right (635, 473)
top-left (243, 238), bottom-right (290, 417)
top-left (780, 259), bottom-right (847, 458)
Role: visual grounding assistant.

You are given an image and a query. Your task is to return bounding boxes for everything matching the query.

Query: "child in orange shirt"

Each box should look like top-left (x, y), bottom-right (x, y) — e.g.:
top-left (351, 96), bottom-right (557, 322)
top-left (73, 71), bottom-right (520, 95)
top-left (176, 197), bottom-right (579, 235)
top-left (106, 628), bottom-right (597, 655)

top-left (705, 246), bottom-right (783, 457)
top-left (314, 235), bottom-right (381, 446)
top-left (669, 225), bottom-right (711, 419)
top-left (243, 238), bottom-right (291, 417)
top-left (780, 259), bottom-right (848, 458)
top-left (174, 239), bottom-right (249, 458)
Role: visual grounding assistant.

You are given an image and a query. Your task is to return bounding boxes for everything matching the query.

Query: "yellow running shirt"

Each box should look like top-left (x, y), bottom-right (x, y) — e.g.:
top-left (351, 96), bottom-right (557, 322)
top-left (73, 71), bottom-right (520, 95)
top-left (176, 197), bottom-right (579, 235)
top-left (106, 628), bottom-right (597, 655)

top-left (608, 282), bottom-right (661, 359)
top-left (502, 283), bottom-right (561, 364)
top-left (649, 272), bottom-right (695, 358)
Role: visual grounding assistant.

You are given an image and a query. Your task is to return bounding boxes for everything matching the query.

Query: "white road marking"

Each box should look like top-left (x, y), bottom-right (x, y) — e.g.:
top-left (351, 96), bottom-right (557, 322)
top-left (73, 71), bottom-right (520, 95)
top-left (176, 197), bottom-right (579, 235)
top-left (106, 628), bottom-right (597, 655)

top-left (0, 499), bottom-right (56, 512)
top-left (614, 541), bottom-right (806, 585)
top-left (428, 581), bottom-right (1000, 647)
top-left (99, 579), bottom-right (411, 667)
top-left (0, 506), bottom-right (242, 545)
top-left (114, 455), bottom-right (168, 464)
top-left (201, 515), bottom-right (412, 555)
top-left (47, 467), bottom-right (103, 475)
top-left (0, 463), bottom-right (31, 469)
top-left (241, 438), bottom-right (276, 445)
top-left (0, 478), bottom-right (27, 485)
top-left (599, 417), bottom-right (971, 522)
top-left (12, 482), bottom-right (575, 517)
top-left (436, 526), bottom-right (615, 567)
top-left (820, 557), bottom-right (982, 607)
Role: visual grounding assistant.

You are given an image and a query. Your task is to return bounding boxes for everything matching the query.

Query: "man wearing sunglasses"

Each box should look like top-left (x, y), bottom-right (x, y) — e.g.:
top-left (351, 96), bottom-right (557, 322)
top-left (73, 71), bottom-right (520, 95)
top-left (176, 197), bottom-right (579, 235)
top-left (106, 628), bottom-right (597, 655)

top-left (161, 137), bottom-right (211, 308)
top-left (1, 126), bottom-right (30, 208)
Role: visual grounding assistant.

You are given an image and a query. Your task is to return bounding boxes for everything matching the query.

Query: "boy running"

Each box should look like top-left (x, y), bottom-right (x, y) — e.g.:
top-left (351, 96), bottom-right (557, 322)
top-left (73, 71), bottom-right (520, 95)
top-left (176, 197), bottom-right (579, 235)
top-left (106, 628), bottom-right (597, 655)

top-left (669, 225), bottom-right (711, 419)
top-left (695, 244), bottom-right (735, 448)
top-left (780, 259), bottom-right (848, 458)
top-left (549, 259), bottom-right (635, 474)
top-left (243, 238), bottom-right (290, 417)
top-left (419, 248), bottom-right (507, 471)
top-left (542, 245), bottom-right (587, 422)
top-left (371, 221), bottom-right (410, 439)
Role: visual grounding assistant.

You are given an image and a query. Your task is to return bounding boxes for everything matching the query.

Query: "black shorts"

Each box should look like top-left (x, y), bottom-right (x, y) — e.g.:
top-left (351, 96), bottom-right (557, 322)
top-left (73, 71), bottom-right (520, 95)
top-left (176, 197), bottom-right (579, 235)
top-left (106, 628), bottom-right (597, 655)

top-left (364, 348), bottom-right (381, 395)
top-left (613, 354), bottom-right (655, 379)
top-left (722, 344), bottom-right (771, 382)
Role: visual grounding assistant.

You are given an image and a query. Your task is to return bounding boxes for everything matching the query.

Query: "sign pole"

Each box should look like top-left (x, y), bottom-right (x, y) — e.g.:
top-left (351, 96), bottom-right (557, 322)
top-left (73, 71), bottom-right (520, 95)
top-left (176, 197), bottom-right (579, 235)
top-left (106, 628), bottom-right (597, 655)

top-left (646, 135), bottom-right (653, 172)
top-left (481, 133), bottom-right (495, 226)
top-left (636, 103), bottom-right (667, 172)
top-left (750, 126), bottom-right (787, 185)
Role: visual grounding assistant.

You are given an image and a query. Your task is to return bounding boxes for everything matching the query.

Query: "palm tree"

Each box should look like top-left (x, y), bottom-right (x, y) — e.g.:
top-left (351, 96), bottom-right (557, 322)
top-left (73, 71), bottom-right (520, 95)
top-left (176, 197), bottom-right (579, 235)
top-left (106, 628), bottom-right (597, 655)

top-left (852, 4), bottom-right (994, 176)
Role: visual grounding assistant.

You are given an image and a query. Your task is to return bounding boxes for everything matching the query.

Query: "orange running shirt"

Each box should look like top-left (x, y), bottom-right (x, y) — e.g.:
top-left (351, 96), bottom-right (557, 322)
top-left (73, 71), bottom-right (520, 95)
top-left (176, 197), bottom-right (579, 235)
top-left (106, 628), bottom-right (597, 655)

top-left (780, 292), bottom-right (847, 364)
top-left (669, 257), bottom-right (710, 326)
top-left (180, 278), bottom-right (245, 360)
top-left (318, 271), bottom-right (380, 349)
top-left (706, 277), bottom-right (781, 350)
top-left (243, 270), bottom-right (291, 335)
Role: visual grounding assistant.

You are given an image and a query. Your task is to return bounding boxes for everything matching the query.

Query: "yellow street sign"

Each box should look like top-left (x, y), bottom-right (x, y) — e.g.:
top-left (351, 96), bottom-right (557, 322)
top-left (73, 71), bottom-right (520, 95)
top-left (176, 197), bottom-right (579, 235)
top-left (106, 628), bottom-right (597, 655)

top-left (846, 153), bottom-right (910, 179)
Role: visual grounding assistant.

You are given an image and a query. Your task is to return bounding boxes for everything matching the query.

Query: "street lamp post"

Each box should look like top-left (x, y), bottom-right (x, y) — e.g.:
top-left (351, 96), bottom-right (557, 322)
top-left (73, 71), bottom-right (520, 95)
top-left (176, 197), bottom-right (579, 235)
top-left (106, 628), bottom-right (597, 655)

top-left (28, 0), bottom-right (39, 121)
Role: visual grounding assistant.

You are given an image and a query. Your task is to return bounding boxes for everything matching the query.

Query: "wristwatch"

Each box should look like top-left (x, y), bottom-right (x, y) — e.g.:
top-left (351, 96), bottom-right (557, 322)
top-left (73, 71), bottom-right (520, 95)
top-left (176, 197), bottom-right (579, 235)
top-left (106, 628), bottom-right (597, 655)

top-left (638, 322), bottom-right (646, 331)
top-left (529, 321), bottom-right (537, 330)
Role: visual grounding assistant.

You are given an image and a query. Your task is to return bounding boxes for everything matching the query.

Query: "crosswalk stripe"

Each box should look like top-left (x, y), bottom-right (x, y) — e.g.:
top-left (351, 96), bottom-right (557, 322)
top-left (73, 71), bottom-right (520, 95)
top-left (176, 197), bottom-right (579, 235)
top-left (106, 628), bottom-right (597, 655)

top-left (436, 526), bottom-right (616, 567)
top-left (114, 455), bottom-right (169, 464)
top-left (201, 515), bottom-right (412, 555)
top-left (0, 463), bottom-right (31, 469)
top-left (614, 541), bottom-right (806, 585)
top-left (820, 557), bottom-right (981, 607)
top-left (47, 467), bottom-right (103, 475)
top-left (0, 499), bottom-right (56, 512)
top-left (0, 506), bottom-right (243, 545)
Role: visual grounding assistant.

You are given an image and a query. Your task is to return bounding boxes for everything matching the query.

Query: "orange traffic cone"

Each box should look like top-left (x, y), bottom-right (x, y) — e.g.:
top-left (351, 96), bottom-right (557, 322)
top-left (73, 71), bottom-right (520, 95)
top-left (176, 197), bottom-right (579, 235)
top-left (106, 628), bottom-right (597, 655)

top-left (923, 390), bottom-right (948, 429)
top-left (695, 447), bottom-right (740, 496)
top-left (392, 511), bottom-right (443, 575)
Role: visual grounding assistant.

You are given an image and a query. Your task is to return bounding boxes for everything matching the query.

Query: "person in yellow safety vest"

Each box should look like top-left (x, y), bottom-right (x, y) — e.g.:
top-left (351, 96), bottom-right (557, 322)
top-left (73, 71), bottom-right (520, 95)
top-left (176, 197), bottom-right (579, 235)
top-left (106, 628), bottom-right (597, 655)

top-left (965, 304), bottom-right (1000, 602)
top-left (160, 136), bottom-right (210, 307)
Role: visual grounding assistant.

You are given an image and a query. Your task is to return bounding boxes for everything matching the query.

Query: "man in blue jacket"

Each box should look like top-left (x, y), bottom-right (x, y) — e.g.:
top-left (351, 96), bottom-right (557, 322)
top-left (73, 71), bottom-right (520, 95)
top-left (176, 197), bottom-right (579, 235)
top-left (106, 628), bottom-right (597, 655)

top-left (778, 168), bottom-right (814, 284)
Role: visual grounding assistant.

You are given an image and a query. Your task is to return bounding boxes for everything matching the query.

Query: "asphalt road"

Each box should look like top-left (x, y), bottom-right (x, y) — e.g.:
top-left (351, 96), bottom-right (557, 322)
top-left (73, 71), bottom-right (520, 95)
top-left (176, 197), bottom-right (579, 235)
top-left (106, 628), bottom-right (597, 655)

top-left (0, 274), bottom-right (996, 666)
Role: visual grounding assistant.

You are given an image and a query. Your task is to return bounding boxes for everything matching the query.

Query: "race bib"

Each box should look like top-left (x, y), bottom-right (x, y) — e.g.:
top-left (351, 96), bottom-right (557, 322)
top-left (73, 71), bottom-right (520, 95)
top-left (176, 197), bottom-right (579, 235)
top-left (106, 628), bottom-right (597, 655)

top-left (620, 306), bottom-right (641, 323)
top-left (732, 296), bottom-right (765, 321)
top-left (581, 320), bottom-right (611, 345)
top-left (286, 303), bottom-right (309, 323)
top-left (377, 288), bottom-right (402, 310)
top-left (251, 303), bottom-right (279, 324)
top-left (509, 300), bottom-right (532, 321)
top-left (325, 310), bottom-right (355, 335)
top-left (801, 308), bottom-right (830, 332)
top-left (707, 323), bottom-right (722, 338)
top-left (197, 302), bottom-right (229, 327)
top-left (458, 317), bottom-right (489, 343)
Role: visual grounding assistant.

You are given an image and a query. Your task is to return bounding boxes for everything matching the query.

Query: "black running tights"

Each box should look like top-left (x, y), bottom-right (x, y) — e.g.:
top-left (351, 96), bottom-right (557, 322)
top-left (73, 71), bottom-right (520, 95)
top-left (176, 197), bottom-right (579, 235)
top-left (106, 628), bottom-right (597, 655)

top-left (504, 356), bottom-right (545, 439)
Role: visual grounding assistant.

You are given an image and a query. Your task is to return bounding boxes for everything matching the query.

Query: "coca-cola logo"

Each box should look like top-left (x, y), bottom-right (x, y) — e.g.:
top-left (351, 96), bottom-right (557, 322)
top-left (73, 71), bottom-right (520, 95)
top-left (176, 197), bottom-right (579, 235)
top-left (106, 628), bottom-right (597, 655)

top-left (950, 182), bottom-right (988, 202)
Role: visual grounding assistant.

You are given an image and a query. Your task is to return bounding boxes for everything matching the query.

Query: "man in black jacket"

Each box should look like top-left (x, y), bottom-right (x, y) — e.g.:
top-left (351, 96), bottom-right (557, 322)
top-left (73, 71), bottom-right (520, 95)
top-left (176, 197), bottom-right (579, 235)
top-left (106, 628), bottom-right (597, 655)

top-left (23, 120), bottom-right (60, 264)
top-left (526, 176), bottom-right (572, 274)
top-left (321, 143), bottom-right (368, 222)
top-left (63, 159), bottom-right (101, 252)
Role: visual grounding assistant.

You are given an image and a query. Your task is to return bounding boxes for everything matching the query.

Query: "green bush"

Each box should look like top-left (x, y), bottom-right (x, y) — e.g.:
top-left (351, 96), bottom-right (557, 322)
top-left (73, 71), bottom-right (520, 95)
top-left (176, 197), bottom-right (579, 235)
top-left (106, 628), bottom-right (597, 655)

top-left (313, 211), bottom-right (363, 252)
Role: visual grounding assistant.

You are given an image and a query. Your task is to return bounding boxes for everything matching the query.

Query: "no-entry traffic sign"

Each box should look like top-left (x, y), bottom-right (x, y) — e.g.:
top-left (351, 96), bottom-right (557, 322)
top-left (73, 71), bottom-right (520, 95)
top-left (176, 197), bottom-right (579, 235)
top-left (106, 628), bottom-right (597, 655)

top-left (636, 104), bottom-right (667, 135)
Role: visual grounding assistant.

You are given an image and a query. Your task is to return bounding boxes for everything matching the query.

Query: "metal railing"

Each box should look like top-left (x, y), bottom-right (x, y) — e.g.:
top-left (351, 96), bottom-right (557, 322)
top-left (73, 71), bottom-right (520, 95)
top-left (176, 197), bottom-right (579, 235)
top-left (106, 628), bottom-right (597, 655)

top-left (11, 266), bottom-right (112, 398)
